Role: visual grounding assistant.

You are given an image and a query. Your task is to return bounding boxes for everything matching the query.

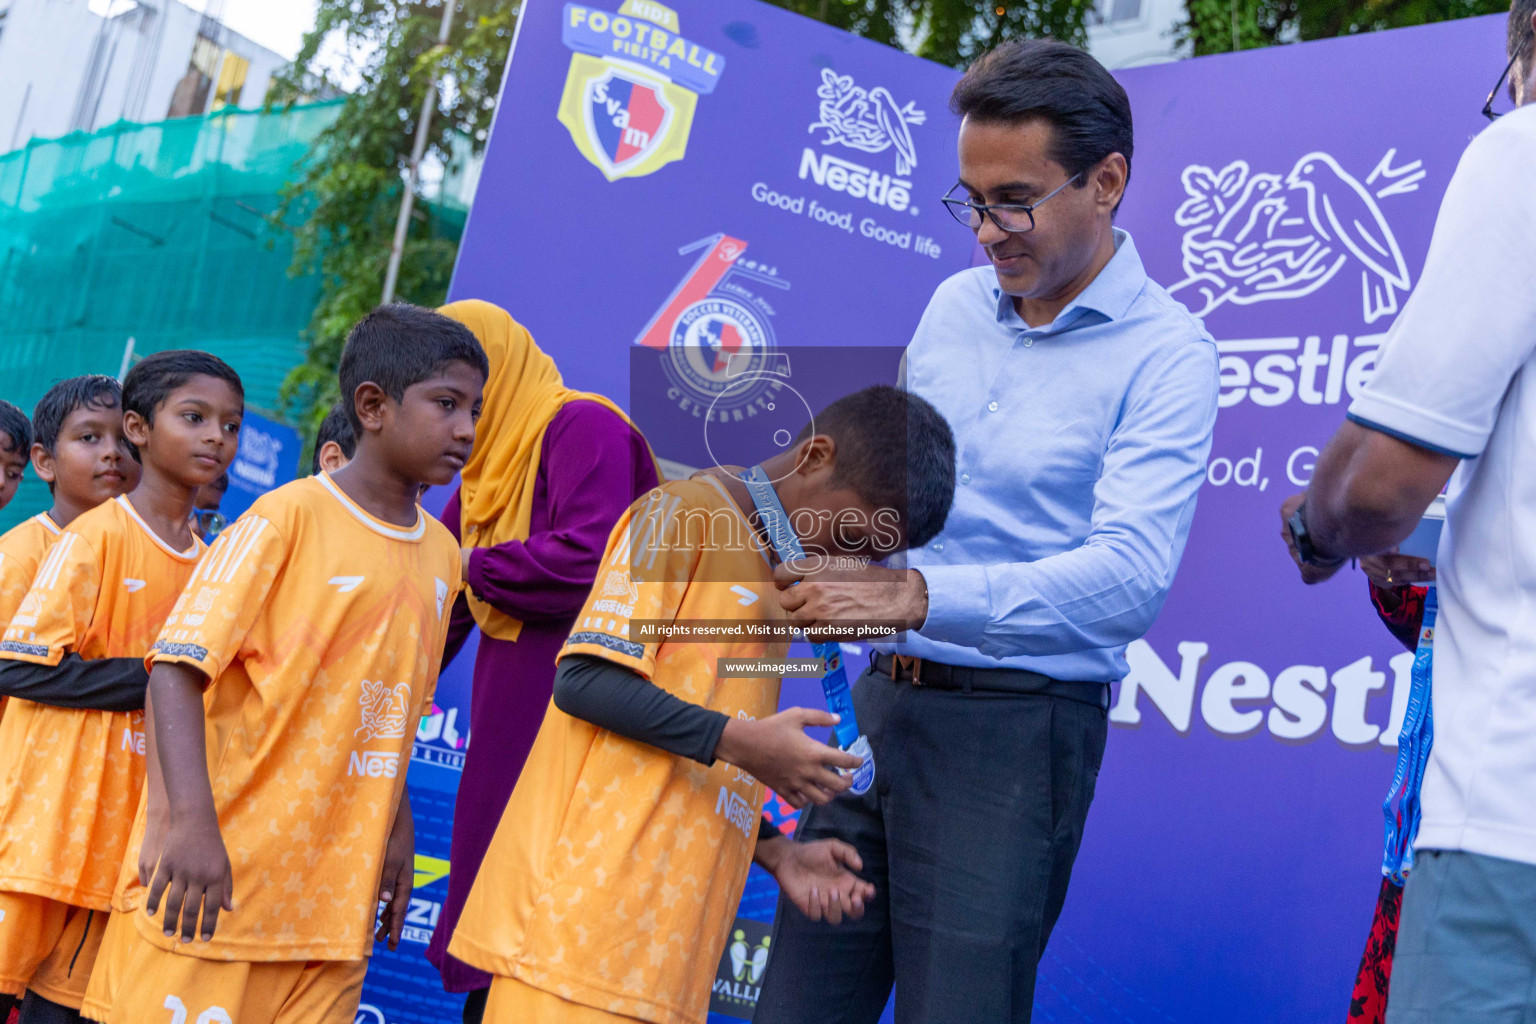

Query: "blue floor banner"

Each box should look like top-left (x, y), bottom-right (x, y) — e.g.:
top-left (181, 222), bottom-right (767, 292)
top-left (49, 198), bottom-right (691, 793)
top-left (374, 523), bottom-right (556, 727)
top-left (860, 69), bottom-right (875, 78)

top-left (357, 1), bottom-right (1514, 1020)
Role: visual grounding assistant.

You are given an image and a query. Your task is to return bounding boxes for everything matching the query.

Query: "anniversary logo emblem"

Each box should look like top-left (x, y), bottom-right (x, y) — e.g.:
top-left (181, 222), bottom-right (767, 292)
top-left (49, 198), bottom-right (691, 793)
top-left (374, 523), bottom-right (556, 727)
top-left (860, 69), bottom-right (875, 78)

top-left (556, 0), bottom-right (725, 181)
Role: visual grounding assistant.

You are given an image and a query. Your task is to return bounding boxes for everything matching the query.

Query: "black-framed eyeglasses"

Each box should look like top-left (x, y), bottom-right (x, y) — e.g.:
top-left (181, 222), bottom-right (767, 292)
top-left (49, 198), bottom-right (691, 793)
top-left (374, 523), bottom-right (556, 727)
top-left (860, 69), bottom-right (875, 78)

top-left (1484, 34), bottom-right (1530, 121)
top-left (190, 507), bottom-right (227, 541)
top-left (941, 174), bottom-right (1082, 234)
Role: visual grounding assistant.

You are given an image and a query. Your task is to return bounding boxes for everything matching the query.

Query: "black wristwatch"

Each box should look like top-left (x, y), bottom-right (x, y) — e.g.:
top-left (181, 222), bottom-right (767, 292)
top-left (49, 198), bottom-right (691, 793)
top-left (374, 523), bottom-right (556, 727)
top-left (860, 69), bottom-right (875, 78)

top-left (1288, 504), bottom-right (1345, 568)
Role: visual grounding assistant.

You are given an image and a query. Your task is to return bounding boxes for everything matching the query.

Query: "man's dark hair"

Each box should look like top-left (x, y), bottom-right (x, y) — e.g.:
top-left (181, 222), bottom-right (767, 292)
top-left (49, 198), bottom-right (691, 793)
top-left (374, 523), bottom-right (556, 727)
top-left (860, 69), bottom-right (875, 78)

top-left (337, 304), bottom-right (489, 433)
top-left (951, 39), bottom-right (1134, 203)
top-left (1511, 0), bottom-right (1536, 86)
top-left (32, 376), bottom-right (121, 456)
top-left (0, 400), bottom-right (32, 458)
top-left (207, 472), bottom-right (230, 495)
top-left (121, 351), bottom-right (244, 463)
top-left (799, 385), bottom-right (956, 550)
top-left (311, 401), bottom-right (357, 475)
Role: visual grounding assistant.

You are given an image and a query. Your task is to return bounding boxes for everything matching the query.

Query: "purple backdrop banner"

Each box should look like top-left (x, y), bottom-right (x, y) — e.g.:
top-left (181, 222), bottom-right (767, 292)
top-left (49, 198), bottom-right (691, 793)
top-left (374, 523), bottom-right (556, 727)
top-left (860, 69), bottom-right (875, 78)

top-left (364, 4), bottom-right (1510, 1022)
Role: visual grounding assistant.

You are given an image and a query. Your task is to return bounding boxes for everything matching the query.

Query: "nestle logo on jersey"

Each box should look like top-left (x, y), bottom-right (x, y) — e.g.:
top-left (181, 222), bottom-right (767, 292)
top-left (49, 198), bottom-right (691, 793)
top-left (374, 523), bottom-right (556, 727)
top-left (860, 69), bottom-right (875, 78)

top-left (348, 751), bottom-right (400, 778)
top-left (715, 786), bottom-right (753, 837)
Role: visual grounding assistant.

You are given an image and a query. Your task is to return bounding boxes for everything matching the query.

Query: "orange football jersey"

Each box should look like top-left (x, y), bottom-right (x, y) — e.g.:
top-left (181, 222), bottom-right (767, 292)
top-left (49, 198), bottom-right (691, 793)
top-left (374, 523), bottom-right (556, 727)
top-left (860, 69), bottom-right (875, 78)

top-left (0, 512), bottom-right (61, 722)
top-left (0, 496), bottom-right (203, 908)
top-left (130, 472), bottom-right (459, 962)
top-left (450, 476), bottom-right (788, 1024)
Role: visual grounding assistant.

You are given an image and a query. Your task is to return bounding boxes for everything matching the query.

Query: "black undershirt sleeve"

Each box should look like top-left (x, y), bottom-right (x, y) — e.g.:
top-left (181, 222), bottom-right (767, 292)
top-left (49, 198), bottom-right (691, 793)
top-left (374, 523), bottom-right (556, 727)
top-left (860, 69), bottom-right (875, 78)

top-left (0, 654), bottom-right (149, 712)
top-left (552, 653), bottom-right (730, 766)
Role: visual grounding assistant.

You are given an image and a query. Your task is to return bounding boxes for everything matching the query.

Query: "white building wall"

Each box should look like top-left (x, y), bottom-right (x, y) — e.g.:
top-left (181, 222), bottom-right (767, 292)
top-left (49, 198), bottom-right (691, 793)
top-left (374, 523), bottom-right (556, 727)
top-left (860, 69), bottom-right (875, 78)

top-left (1086, 0), bottom-right (1190, 69)
top-left (0, 0), bottom-right (286, 155)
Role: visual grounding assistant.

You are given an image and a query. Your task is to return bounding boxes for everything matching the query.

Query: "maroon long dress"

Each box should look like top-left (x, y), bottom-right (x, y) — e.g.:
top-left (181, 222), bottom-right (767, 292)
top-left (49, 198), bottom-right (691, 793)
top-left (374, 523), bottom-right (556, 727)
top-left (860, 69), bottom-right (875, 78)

top-left (425, 400), bottom-right (658, 992)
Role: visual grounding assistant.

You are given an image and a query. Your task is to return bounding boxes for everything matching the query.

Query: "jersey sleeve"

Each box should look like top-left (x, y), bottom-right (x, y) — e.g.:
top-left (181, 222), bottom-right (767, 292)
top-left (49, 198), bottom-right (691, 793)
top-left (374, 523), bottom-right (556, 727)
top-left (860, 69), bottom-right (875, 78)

top-left (148, 513), bottom-right (285, 683)
top-left (0, 533), bottom-right (42, 626)
top-left (559, 488), bottom-right (701, 681)
top-left (0, 531), bottom-right (101, 666)
top-left (419, 536), bottom-right (464, 710)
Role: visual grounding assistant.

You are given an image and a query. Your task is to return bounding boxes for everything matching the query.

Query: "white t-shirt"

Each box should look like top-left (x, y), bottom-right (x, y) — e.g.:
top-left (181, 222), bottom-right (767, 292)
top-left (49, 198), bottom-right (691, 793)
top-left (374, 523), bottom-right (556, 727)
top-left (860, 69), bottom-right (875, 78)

top-left (1348, 104), bottom-right (1536, 867)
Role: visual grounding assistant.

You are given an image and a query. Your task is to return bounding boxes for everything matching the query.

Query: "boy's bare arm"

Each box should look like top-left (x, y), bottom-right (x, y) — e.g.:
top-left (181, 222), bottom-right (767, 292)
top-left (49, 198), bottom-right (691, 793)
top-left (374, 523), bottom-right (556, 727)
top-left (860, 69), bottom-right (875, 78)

top-left (146, 660), bottom-right (232, 944)
top-left (376, 793), bottom-right (415, 951)
top-left (138, 689), bottom-right (168, 886)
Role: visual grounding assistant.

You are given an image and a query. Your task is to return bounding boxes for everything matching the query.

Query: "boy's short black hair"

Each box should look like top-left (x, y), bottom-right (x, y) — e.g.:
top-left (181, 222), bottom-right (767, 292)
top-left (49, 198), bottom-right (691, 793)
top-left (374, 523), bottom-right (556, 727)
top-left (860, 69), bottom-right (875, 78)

top-left (121, 350), bottom-right (244, 463)
top-left (337, 304), bottom-right (489, 433)
top-left (799, 385), bottom-right (956, 549)
top-left (32, 375), bottom-right (121, 455)
top-left (0, 400), bottom-right (32, 458)
top-left (951, 40), bottom-right (1134, 204)
top-left (311, 401), bottom-right (357, 475)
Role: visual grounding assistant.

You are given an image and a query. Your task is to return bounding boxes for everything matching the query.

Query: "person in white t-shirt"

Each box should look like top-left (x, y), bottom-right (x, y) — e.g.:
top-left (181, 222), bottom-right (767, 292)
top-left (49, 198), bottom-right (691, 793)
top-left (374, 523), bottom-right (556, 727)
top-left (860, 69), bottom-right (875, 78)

top-left (1278, 4), bottom-right (1536, 1017)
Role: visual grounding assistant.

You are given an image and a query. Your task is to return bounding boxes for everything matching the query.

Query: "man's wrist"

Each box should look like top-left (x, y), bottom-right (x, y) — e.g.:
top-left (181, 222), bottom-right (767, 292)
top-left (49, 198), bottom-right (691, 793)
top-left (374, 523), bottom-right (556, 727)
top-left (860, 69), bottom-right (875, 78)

top-left (754, 831), bottom-right (789, 872)
top-left (903, 569), bottom-right (929, 631)
top-left (1290, 502), bottom-right (1345, 567)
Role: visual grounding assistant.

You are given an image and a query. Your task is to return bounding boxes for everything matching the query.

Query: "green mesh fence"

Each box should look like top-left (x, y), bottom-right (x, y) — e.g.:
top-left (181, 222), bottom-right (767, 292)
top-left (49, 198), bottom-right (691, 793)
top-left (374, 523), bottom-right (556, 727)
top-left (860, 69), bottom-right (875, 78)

top-left (0, 101), bottom-right (343, 530)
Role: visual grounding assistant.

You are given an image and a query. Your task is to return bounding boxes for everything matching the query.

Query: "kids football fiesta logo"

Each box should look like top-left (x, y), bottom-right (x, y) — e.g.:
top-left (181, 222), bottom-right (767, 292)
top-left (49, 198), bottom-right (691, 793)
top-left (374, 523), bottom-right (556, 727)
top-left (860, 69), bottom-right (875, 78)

top-left (557, 1), bottom-right (725, 181)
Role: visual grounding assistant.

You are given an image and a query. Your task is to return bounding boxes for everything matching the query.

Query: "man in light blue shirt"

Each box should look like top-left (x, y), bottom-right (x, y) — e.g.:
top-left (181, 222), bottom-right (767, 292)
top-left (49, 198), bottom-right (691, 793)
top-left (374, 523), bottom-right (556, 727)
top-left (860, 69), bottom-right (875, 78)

top-left (758, 39), bottom-right (1218, 1024)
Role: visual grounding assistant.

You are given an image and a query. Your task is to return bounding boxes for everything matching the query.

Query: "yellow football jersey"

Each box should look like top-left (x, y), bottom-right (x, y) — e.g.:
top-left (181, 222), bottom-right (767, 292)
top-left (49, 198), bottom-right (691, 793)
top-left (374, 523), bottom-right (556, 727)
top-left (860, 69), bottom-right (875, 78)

top-left (450, 476), bottom-right (788, 1024)
top-left (0, 496), bottom-right (203, 908)
top-left (130, 472), bottom-right (460, 962)
top-left (0, 511), bottom-right (61, 722)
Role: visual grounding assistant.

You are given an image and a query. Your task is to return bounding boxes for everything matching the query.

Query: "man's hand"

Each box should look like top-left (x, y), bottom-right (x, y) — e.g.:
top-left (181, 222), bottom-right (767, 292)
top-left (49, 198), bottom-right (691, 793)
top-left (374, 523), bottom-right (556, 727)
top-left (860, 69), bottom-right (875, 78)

top-left (773, 561), bottom-right (925, 639)
top-left (1360, 551), bottom-right (1435, 592)
top-left (755, 834), bottom-right (874, 925)
top-left (376, 796), bottom-right (415, 951)
top-left (147, 812), bottom-right (233, 943)
top-left (1279, 493), bottom-right (1346, 585)
top-left (715, 709), bottom-right (864, 808)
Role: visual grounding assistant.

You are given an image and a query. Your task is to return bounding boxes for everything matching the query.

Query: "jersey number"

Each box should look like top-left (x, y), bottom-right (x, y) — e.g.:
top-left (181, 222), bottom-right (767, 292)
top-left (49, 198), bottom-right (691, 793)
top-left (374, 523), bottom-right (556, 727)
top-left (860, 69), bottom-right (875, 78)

top-left (164, 995), bottom-right (233, 1024)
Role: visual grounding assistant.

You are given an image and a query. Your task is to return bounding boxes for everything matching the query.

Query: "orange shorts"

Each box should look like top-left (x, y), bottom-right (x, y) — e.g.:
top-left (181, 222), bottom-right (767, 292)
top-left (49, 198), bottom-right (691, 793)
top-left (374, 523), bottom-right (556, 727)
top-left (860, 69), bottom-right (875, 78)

top-left (79, 910), bottom-right (138, 1022)
top-left (0, 891), bottom-right (105, 1007)
top-left (101, 930), bottom-right (366, 1024)
top-left (483, 975), bottom-right (630, 1024)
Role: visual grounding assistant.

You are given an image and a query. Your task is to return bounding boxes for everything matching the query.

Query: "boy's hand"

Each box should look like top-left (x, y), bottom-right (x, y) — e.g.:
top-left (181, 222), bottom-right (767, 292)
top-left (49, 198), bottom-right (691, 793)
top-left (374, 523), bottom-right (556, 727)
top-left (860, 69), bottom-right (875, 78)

top-left (138, 788), bottom-right (168, 888)
top-left (756, 835), bottom-right (874, 925)
top-left (376, 798), bottom-right (415, 951)
top-left (715, 709), bottom-right (864, 808)
top-left (147, 813), bottom-right (233, 943)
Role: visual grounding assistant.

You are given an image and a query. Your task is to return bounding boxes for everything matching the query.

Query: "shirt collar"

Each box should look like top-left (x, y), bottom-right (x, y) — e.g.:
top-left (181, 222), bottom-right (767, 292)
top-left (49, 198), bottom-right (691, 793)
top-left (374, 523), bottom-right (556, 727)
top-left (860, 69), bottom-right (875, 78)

top-left (992, 228), bottom-right (1147, 329)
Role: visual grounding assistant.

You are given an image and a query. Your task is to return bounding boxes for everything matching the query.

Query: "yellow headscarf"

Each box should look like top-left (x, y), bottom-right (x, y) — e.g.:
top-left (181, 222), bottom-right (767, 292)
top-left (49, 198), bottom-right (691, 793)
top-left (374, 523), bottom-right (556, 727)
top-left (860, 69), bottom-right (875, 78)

top-left (440, 300), bottom-right (656, 642)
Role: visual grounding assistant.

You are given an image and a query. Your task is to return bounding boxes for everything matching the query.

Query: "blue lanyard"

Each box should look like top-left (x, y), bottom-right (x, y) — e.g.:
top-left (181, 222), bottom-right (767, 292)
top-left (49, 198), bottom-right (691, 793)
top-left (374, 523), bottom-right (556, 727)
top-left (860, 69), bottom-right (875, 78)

top-left (1382, 585), bottom-right (1436, 886)
top-left (740, 465), bottom-right (874, 796)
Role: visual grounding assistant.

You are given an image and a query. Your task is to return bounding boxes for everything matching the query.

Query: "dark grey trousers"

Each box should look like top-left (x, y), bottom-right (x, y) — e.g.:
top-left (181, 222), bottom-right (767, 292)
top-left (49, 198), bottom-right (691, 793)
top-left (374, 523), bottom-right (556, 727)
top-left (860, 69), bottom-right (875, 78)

top-left (753, 665), bottom-right (1109, 1024)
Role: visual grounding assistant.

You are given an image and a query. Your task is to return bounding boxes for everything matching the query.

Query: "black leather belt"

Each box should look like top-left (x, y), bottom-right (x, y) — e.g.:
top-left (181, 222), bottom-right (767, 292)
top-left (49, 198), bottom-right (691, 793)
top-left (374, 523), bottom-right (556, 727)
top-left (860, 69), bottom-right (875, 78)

top-left (871, 652), bottom-right (1110, 711)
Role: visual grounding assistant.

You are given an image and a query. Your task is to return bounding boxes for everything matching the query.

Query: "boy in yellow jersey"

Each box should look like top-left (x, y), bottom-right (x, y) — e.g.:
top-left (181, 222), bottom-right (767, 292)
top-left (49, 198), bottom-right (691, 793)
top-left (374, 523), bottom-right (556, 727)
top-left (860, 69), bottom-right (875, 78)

top-left (0, 353), bottom-right (242, 1023)
top-left (450, 385), bottom-right (957, 1024)
top-left (0, 400), bottom-right (33, 513)
top-left (0, 377), bottom-right (140, 727)
top-left (100, 304), bottom-right (485, 1024)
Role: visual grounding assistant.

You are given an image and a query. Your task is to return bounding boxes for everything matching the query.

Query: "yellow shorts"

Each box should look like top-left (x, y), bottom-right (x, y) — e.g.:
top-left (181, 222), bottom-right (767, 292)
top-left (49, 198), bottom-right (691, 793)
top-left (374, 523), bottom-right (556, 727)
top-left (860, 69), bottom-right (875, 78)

top-left (79, 910), bottom-right (139, 1022)
top-left (484, 975), bottom-right (630, 1024)
top-left (102, 932), bottom-right (366, 1024)
top-left (0, 891), bottom-right (105, 1007)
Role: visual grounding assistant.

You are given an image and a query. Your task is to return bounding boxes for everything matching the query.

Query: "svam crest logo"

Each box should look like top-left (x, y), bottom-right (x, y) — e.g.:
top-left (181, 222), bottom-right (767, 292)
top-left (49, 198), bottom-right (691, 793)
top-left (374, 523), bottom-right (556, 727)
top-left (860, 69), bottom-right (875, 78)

top-left (557, 1), bottom-right (725, 181)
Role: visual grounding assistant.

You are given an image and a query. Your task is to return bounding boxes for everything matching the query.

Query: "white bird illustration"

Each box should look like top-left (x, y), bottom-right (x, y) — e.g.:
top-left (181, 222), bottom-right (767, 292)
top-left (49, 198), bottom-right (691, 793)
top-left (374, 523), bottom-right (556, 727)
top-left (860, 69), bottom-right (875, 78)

top-left (1285, 152), bottom-right (1411, 324)
top-left (809, 69), bottom-right (925, 176)
top-left (869, 86), bottom-right (921, 175)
